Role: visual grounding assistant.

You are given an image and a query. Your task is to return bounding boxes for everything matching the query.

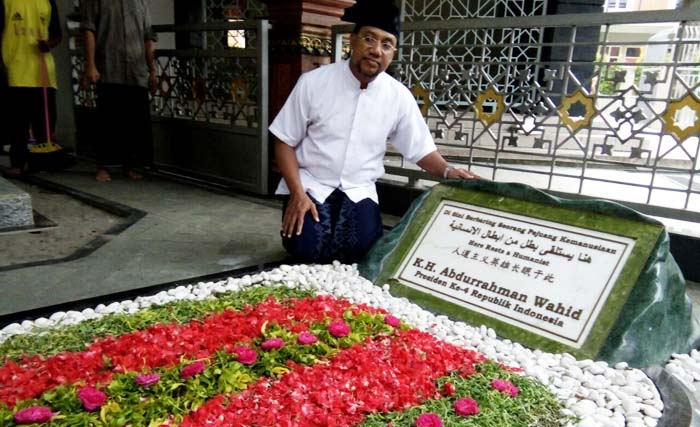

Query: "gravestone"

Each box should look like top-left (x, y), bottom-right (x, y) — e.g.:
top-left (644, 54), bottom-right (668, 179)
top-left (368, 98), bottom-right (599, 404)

top-left (0, 177), bottom-right (34, 231)
top-left (361, 180), bottom-right (700, 367)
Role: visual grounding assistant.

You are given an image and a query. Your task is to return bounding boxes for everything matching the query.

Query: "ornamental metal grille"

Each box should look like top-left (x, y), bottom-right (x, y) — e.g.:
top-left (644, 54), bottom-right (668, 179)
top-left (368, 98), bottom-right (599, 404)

top-left (205, 0), bottom-right (267, 21)
top-left (151, 55), bottom-right (260, 127)
top-left (398, 0), bottom-right (548, 102)
top-left (401, 0), bottom-right (548, 20)
top-left (205, 0), bottom-right (267, 50)
top-left (69, 21), bottom-right (268, 129)
top-left (333, 9), bottom-right (700, 215)
top-left (150, 22), bottom-right (267, 129)
top-left (66, 1), bottom-right (96, 109)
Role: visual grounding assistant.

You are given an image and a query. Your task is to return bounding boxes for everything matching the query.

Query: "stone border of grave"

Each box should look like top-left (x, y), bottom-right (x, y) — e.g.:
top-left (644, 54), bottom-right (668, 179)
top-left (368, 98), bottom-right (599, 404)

top-left (0, 209), bottom-right (57, 236)
top-left (644, 365), bottom-right (698, 427)
top-left (0, 176), bottom-right (36, 231)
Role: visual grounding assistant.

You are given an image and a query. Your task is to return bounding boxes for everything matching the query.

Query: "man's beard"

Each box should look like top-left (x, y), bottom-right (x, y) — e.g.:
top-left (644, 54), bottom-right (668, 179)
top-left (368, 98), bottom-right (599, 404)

top-left (357, 57), bottom-right (383, 79)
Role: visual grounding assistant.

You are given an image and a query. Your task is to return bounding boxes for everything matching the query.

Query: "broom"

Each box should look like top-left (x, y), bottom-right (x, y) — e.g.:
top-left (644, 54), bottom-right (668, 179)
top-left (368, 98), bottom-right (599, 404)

top-left (27, 42), bottom-right (71, 172)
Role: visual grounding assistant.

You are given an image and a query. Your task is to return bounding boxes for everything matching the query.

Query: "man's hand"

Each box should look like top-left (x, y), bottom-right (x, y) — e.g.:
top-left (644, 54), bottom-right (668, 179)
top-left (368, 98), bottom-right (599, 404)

top-left (446, 166), bottom-right (482, 180)
top-left (37, 40), bottom-right (51, 53)
top-left (416, 151), bottom-right (484, 181)
top-left (148, 70), bottom-right (158, 95)
top-left (282, 192), bottom-right (319, 238)
top-left (84, 64), bottom-right (100, 85)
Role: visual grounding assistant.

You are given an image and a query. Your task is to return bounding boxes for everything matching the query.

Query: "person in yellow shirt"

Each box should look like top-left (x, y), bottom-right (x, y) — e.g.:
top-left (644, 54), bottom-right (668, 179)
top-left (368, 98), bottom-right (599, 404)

top-left (0, 0), bottom-right (61, 178)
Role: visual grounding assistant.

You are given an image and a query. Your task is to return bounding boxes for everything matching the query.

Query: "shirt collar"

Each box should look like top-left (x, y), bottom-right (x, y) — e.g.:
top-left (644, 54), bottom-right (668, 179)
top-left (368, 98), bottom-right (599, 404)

top-left (343, 59), bottom-right (384, 91)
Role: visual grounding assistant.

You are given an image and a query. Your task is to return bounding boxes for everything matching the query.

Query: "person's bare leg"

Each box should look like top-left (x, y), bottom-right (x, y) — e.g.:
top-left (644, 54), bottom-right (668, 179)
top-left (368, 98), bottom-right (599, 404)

top-left (96, 168), bottom-right (111, 182)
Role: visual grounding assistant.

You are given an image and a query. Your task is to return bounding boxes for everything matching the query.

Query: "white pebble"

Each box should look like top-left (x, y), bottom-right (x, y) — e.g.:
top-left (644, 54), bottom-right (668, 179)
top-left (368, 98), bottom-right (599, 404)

top-left (572, 399), bottom-right (598, 417)
top-left (34, 317), bottom-right (50, 328)
top-left (641, 404), bottom-right (662, 419)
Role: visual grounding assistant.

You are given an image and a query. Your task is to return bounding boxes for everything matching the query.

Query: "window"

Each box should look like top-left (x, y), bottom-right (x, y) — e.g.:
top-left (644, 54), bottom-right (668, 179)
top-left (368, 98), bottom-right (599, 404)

top-left (227, 19), bottom-right (246, 49)
top-left (607, 0), bottom-right (627, 8)
top-left (626, 47), bottom-right (641, 58)
top-left (610, 47), bottom-right (620, 57)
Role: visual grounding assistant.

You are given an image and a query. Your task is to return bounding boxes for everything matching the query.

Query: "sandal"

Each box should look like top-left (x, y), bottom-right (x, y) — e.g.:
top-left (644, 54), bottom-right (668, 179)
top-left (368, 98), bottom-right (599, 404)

top-left (2, 168), bottom-right (24, 179)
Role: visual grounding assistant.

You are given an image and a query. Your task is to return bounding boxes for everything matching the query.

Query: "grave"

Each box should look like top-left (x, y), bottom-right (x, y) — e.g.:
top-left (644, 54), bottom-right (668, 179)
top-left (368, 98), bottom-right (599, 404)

top-left (362, 180), bottom-right (700, 367)
top-left (0, 176), bottom-right (34, 231)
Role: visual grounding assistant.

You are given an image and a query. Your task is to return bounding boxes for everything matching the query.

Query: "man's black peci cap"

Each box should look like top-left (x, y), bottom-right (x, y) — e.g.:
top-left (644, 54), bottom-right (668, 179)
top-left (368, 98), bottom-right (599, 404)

top-left (343, 0), bottom-right (401, 38)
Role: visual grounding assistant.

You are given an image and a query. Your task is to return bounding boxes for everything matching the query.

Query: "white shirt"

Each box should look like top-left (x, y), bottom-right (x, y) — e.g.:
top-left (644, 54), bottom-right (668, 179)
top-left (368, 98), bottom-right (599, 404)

top-left (270, 60), bottom-right (436, 204)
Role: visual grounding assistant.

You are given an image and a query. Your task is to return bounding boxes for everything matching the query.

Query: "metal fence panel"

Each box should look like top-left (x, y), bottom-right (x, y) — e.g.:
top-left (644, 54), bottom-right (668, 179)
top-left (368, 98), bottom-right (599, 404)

top-left (68, 20), bottom-right (270, 194)
top-left (333, 9), bottom-right (700, 219)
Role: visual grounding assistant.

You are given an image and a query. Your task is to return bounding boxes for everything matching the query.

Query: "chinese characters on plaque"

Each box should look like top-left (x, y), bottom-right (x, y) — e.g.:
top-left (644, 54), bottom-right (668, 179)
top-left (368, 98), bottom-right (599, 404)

top-left (395, 200), bottom-right (636, 348)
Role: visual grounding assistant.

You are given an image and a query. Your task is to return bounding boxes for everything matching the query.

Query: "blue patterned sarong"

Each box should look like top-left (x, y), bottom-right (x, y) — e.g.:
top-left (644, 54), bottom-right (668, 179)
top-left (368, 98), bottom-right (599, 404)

top-left (281, 189), bottom-right (383, 264)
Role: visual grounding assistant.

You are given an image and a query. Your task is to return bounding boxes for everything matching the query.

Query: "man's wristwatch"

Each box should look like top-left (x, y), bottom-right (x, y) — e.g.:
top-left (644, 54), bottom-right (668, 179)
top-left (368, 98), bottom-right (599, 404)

top-left (443, 166), bottom-right (454, 179)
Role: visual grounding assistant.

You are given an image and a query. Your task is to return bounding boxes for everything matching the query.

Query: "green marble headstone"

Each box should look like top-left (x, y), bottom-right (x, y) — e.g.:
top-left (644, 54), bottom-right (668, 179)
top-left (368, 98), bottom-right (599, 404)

top-left (361, 180), bottom-right (700, 367)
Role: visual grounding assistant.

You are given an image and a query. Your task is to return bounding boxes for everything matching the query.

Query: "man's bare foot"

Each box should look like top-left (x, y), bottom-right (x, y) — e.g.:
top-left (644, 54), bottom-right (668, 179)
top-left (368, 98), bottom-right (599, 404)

top-left (96, 168), bottom-right (111, 182)
top-left (124, 169), bottom-right (143, 180)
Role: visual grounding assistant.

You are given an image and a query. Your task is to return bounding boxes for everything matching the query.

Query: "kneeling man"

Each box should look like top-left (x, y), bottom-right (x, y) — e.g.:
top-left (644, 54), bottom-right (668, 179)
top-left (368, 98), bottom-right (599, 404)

top-left (271, 0), bottom-right (478, 264)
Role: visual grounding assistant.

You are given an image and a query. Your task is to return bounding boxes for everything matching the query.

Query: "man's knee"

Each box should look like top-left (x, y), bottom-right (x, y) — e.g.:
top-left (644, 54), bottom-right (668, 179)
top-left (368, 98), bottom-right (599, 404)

top-left (351, 199), bottom-right (384, 255)
top-left (335, 227), bottom-right (382, 264)
top-left (357, 227), bottom-right (383, 254)
top-left (282, 233), bottom-right (316, 262)
top-left (281, 212), bottom-right (330, 263)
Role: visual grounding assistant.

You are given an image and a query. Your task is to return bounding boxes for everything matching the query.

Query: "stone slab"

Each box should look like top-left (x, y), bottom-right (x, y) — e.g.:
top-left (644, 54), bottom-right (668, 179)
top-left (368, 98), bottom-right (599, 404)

top-left (0, 177), bottom-right (34, 230)
top-left (362, 181), bottom-right (699, 367)
top-left (644, 366), bottom-right (698, 427)
top-left (0, 210), bottom-right (56, 237)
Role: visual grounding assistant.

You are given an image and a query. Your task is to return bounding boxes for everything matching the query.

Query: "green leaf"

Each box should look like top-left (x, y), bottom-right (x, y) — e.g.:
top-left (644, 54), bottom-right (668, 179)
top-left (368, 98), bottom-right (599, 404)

top-left (360, 362), bottom-right (571, 427)
top-left (0, 286), bottom-right (315, 361)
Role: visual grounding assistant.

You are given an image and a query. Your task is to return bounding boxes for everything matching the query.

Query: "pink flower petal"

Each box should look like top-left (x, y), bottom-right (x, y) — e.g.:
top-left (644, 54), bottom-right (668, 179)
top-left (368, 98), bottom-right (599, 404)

top-left (261, 338), bottom-right (285, 350)
top-left (233, 346), bottom-right (258, 365)
top-left (135, 373), bottom-right (160, 387)
top-left (491, 379), bottom-right (520, 397)
top-left (181, 361), bottom-right (206, 379)
top-left (328, 320), bottom-right (351, 338)
top-left (414, 412), bottom-right (443, 427)
top-left (297, 331), bottom-right (318, 345)
top-left (454, 397), bottom-right (480, 416)
top-left (384, 315), bottom-right (401, 328)
top-left (77, 386), bottom-right (107, 411)
top-left (14, 406), bottom-right (56, 424)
